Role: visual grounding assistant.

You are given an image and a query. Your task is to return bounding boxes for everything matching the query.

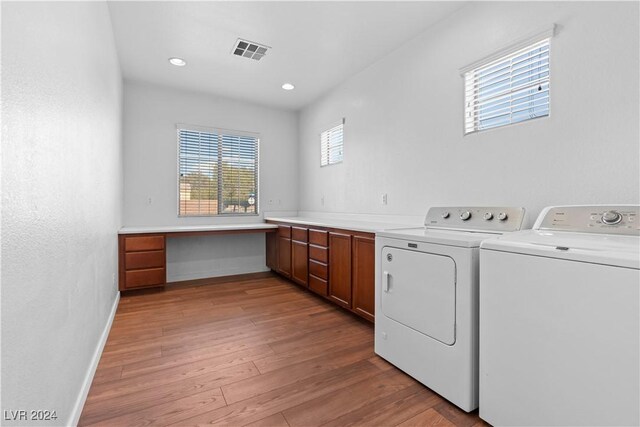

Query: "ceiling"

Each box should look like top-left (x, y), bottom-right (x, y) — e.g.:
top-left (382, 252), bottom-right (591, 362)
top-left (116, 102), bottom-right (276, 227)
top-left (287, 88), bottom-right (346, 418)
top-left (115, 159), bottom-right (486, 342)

top-left (108, 1), bottom-right (466, 110)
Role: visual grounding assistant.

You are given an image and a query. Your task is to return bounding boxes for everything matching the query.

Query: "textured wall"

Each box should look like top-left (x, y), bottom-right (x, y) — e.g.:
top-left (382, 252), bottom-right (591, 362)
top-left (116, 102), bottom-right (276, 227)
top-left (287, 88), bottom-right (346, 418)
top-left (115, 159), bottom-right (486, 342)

top-left (298, 2), bottom-right (640, 225)
top-left (122, 81), bottom-right (298, 281)
top-left (1, 2), bottom-right (123, 425)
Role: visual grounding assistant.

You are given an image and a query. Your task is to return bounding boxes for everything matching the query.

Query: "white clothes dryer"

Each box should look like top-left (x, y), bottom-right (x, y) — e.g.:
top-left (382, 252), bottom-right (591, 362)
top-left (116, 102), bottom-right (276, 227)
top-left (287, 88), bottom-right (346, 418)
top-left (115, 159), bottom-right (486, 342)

top-left (375, 207), bottom-right (525, 412)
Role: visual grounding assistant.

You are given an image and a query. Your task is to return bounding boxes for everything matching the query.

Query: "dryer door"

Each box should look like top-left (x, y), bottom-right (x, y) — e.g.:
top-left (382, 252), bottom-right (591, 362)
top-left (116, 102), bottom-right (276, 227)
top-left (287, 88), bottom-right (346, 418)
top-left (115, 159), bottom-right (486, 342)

top-left (380, 246), bottom-right (456, 345)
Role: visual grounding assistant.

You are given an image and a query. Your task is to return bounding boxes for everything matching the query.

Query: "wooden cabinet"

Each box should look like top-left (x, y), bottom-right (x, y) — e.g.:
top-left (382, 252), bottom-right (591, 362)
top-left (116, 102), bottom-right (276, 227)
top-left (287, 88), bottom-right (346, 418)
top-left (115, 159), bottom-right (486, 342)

top-left (328, 232), bottom-right (352, 309)
top-left (266, 231), bottom-right (277, 270)
top-left (277, 236), bottom-right (292, 278)
top-left (119, 234), bottom-right (166, 291)
top-left (309, 229), bottom-right (328, 246)
top-left (352, 236), bottom-right (375, 322)
top-left (118, 226), bottom-right (277, 292)
top-left (309, 274), bottom-right (328, 296)
top-left (291, 226), bottom-right (308, 243)
top-left (308, 245), bottom-right (328, 263)
top-left (125, 268), bottom-right (165, 288)
top-left (125, 251), bottom-right (164, 270)
top-left (124, 235), bottom-right (165, 252)
top-left (291, 227), bottom-right (308, 286)
top-left (309, 259), bottom-right (328, 280)
top-left (266, 221), bottom-right (375, 322)
top-left (308, 229), bottom-right (329, 297)
top-left (277, 241), bottom-right (291, 278)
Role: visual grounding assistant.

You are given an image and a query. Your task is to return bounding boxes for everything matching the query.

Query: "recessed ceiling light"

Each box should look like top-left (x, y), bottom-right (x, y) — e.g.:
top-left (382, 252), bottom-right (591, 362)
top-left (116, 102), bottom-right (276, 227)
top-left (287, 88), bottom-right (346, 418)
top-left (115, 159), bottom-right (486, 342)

top-left (282, 83), bottom-right (295, 91)
top-left (169, 57), bottom-right (186, 67)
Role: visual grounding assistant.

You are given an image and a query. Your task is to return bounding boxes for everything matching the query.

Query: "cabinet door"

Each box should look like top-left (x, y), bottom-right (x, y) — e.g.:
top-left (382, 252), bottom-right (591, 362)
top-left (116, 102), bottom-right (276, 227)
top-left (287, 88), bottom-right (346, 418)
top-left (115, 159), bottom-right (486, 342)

top-left (329, 232), bottom-right (352, 308)
top-left (119, 234), bottom-right (166, 291)
top-left (266, 231), bottom-right (277, 270)
top-left (277, 237), bottom-right (292, 278)
top-left (352, 236), bottom-right (375, 322)
top-left (291, 240), bottom-right (308, 286)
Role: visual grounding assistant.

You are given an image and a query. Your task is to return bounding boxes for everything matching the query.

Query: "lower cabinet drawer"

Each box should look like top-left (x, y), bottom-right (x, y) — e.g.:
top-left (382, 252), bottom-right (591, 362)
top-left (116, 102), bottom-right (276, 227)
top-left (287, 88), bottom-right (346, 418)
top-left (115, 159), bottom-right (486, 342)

top-left (125, 236), bottom-right (165, 252)
top-left (278, 225), bottom-right (291, 238)
top-left (309, 229), bottom-right (328, 246)
top-left (125, 250), bottom-right (164, 270)
top-left (291, 227), bottom-right (308, 243)
top-left (125, 268), bottom-right (165, 288)
top-left (309, 259), bottom-right (328, 280)
top-left (309, 275), bottom-right (328, 296)
top-left (308, 245), bottom-right (328, 263)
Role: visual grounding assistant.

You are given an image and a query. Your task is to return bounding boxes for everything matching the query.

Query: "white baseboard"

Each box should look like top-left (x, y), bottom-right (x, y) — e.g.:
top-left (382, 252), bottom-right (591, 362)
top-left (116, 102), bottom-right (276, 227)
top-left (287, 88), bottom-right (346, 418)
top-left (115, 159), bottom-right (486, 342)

top-left (68, 291), bottom-right (120, 426)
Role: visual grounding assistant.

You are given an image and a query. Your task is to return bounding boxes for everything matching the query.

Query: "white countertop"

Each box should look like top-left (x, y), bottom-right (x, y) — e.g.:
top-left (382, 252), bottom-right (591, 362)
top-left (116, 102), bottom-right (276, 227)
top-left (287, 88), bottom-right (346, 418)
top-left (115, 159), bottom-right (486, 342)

top-left (120, 215), bottom-right (418, 235)
top-left (263, 216), bottom-right (411, 233)
top-left (119, 223), bottom-right (277, 235)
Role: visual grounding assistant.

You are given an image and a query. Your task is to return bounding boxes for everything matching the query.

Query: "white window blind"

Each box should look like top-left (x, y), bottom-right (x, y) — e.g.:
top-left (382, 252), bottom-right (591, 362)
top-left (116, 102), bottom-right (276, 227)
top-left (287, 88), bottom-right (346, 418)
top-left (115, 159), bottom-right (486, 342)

top-left (320, 120), bottom-right (344, 166)
top-left (464, 38), bottom-right (550, 134)
top-left (178, 125), bottom-right (258, 216)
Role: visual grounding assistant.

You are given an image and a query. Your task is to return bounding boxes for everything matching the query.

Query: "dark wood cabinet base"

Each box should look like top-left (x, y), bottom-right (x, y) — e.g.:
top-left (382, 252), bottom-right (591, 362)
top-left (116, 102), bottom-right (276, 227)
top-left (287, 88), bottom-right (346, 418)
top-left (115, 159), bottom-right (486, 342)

top-left (266, 221), bottom-right (375, 323)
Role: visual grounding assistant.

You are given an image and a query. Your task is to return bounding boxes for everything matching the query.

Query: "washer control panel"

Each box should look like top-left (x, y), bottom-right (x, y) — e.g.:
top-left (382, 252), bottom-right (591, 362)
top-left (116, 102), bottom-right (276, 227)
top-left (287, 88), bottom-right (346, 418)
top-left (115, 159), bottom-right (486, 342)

top-left (425, 207), bottom-right (525, 232)
top-left (537, 205), bottom-right (640, 235)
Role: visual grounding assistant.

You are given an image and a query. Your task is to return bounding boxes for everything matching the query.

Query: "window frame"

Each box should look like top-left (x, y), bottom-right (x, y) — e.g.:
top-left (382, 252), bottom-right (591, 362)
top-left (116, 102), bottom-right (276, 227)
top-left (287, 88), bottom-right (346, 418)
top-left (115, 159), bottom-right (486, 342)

top-left (176, 123), bottom-right (260, 217)
top-left (460, 26), bottom-right (555, 136)
top-left (320, 118), bottom-right (345, 167)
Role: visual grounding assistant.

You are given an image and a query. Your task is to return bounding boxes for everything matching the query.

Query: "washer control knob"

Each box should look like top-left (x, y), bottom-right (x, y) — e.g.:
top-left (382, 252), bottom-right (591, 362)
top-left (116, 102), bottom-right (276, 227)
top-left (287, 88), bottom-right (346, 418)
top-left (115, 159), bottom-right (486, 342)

top-left (441, 212), bottom-right (450, 219)
top-left (483, 212), bottom-right (494, 221)
top-left (602, 210), bottom-right (622, 225)
top-left (460, 211), bottom-right (472, 221)
top-left (498, 212), bottom-right (508, 221)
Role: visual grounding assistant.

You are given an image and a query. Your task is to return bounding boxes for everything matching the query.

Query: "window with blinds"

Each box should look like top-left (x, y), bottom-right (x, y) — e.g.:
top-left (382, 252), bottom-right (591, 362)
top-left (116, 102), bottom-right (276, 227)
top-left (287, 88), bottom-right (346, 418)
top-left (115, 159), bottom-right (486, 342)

top-left (464, 38), bottom-right (550, 134)
top-left (178, 125), bottom-right (259, 216)
top-left (320, 120), bottom-right (344, 166)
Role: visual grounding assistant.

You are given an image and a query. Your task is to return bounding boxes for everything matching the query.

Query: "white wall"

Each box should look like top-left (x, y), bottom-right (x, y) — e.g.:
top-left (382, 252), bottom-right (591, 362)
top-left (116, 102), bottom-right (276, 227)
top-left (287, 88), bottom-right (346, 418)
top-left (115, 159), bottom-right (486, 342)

top-left (298, 1), bottom-right (640, 226)
top-left (1, 2), bottom-right (122, 425)
top-left (122, 81), bottom-right (298, 281)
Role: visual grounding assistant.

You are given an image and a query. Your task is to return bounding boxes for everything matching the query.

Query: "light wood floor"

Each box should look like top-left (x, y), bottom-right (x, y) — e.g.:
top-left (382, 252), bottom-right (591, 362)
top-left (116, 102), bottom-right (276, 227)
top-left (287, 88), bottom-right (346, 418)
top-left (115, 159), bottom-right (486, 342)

top-left (79, 273), bottom-right (484, 426)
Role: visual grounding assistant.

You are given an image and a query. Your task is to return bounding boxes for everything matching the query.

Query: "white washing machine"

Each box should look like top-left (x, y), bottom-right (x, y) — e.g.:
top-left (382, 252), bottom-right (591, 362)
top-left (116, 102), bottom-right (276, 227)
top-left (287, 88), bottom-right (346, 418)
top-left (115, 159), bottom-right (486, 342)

top-left (375, 206), bottom-right (525, 412)
top-left (479, 205), bottom-right (640, 426)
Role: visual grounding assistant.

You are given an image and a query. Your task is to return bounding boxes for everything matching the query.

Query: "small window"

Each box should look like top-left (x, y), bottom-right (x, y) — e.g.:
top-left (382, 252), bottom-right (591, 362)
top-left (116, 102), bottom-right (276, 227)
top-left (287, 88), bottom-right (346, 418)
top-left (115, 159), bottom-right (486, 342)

top-left (177, 125), bottom-right (258, 216)
top-left (464, 38), bottom-right (550, 134)
top-left (320, 120), bottom-right (344, 166)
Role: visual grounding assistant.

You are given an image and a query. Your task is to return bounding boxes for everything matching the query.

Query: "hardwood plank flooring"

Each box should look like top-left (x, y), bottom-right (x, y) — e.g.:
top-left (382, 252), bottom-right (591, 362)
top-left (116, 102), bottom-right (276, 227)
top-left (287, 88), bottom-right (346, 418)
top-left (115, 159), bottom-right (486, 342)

top-left (79, 273), bottom-right (482, 426)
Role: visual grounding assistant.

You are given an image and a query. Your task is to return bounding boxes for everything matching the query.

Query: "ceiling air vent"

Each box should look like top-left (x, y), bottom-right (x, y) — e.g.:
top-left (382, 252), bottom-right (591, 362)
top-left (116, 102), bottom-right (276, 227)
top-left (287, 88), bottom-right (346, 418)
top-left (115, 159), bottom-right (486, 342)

top-left (232, 39), bottom-right (270, 61)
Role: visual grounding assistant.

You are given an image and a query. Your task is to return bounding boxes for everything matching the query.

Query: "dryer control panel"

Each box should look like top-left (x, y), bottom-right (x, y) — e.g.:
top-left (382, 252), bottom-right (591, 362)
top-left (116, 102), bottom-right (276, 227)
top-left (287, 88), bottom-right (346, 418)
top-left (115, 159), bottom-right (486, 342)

top-left (536, 205), bottom-right (640, 235)
top-left (425, 207), bottom-right (525, 232)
